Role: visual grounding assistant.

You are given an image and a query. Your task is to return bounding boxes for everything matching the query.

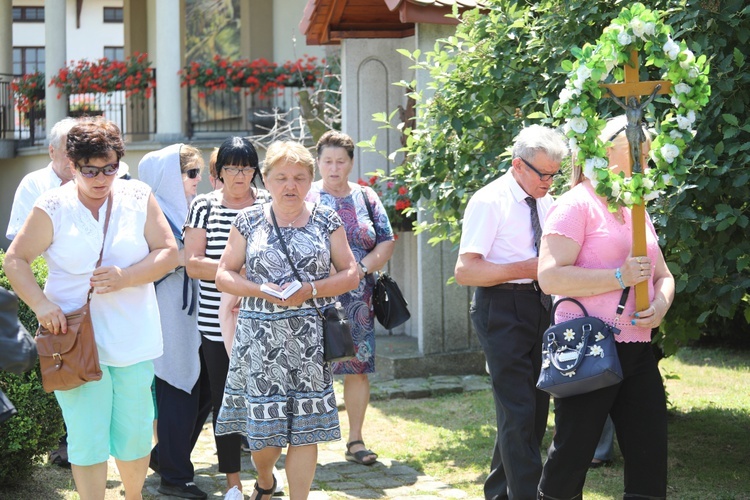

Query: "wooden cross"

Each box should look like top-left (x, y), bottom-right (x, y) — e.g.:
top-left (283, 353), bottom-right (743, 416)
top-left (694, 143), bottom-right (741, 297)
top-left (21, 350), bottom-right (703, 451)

top-left (600, 49), bottom-right (671, 311)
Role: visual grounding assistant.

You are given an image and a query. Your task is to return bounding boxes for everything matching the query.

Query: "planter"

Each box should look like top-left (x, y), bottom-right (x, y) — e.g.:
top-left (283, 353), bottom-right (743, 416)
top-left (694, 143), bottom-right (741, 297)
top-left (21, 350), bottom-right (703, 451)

top-left (69, 109), bottom-right (104, 118)
top-left (0, 139), bottom-right (16, 159)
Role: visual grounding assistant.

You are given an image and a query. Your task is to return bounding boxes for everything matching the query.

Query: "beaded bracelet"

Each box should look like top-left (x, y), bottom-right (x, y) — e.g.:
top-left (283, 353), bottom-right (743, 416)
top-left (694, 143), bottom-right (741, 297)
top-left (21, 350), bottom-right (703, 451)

top-left (614, 267), bottom-right (626, 289)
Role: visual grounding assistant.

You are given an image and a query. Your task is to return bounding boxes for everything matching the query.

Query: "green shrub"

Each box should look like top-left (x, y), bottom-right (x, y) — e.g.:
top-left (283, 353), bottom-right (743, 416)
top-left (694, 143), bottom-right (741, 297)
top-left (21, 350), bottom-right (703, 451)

top-left (377, 0), bottom-right (749, 353)
top-left (0, 250), bottom-right (65, 486)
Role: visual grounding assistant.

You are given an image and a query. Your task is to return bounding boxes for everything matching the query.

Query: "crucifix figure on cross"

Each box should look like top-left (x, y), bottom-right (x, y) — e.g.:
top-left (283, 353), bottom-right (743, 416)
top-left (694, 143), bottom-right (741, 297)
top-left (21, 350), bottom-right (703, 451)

top-left (606, 83), bottom-right (661, 174)
top-left (600, 49), bottom-right (671, 310)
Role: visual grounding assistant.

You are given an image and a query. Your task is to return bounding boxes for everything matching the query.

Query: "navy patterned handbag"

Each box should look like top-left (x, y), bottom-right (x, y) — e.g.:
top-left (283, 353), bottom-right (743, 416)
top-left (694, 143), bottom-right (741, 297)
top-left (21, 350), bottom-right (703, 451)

top-left (536, 290), bottom-right (628, 398)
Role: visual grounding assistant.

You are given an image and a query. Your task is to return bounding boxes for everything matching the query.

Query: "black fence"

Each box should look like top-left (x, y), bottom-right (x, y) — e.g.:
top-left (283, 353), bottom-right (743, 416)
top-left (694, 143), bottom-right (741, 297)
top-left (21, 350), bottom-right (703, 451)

top-left (186, 85), bottom-right (304, 140)
top-left (0, 74), bottom-right (10, 139)
top-left (0, 70), bottom-right (157, 148)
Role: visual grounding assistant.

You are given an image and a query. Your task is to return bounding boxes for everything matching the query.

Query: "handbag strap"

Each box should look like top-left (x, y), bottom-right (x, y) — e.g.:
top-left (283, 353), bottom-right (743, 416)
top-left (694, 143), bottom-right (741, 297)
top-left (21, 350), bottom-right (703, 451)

top-left (550, 287), bottom-right (630, 326)
top-left (269, 205), bottom-right (325, 320)
top-left (360, 187), bottom-right (379, 252)
top-left (86, 192), bottom-right (113, 303)
top-left (361, 186), bottom-right (375, 225)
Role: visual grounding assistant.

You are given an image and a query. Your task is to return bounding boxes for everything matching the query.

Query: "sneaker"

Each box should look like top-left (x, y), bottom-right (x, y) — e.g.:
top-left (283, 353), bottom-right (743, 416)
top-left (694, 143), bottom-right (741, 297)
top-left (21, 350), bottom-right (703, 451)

top-left (272, 466), bottom-right (285, 494)
top-left (157, 481), bottom-right (208, 499)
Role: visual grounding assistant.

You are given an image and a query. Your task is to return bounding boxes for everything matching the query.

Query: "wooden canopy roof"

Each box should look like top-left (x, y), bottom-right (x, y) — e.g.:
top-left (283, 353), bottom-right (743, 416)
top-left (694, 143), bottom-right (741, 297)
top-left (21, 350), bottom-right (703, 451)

top-left (299, 0), bottom-right (485, 45)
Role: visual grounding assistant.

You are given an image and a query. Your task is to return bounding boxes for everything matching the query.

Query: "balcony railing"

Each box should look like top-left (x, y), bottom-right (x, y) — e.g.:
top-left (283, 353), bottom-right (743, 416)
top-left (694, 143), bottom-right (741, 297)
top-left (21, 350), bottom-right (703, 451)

top-left (186, 85), bottom-right (305, 140)
top-left (1, 70), bottom-right (157, 148)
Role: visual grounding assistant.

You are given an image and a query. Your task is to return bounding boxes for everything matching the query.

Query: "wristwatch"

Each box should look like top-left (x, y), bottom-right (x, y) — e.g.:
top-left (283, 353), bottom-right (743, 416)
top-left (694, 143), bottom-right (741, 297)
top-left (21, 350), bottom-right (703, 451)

top-left (310, 281), bottom-right (318, 297)
top-left (359, 262), bottom-right (369, 275)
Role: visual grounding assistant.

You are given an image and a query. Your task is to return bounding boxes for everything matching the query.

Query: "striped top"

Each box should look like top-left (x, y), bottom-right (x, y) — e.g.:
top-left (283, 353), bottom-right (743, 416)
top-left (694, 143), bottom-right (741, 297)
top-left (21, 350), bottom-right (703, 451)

top-left (184, 188), bottom-right (271, 342)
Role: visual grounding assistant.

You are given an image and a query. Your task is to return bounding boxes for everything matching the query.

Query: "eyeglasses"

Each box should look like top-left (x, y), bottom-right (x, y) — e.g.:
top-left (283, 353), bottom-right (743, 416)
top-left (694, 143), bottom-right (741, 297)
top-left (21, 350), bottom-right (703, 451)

top-left (76, 162), bottom-right (120, 178)
top-left (223, 166), bottom-right (256, 176)
top-left (186, 168), bottom-right (200, 179)
top-left (518, 157), bottom-right (561, 182)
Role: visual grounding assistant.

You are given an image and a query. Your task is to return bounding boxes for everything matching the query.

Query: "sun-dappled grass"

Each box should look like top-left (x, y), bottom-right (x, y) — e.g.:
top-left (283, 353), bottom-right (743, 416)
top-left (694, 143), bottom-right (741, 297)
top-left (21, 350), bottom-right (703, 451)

top-left (354, 347), bottom-right (750, 499)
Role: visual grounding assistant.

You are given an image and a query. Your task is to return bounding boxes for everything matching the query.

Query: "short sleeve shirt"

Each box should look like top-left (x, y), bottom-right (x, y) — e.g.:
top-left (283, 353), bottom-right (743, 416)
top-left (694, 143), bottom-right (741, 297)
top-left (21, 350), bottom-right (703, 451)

top-left (543, 182), bottom-right (661, 342)
top-left (35, 179), bottom-right (163, 366)
top-left (459, 170), bottom-right (553, 283)
top-left (6, 164), bottom-right (63, 240)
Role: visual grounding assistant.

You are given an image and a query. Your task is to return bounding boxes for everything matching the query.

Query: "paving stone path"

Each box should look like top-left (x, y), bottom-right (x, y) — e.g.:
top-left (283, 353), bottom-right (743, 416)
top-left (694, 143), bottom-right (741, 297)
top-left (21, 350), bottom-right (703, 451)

top-left (139, 375), bottom-right (489, 499)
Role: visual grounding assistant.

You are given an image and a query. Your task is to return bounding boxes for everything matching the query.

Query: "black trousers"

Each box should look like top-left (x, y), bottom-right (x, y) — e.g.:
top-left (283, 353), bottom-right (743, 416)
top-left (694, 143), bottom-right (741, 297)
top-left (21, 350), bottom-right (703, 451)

top-left (202, 335), bottom-right (242, 473)
top-left (471, 286), bottom-right (551, 500)
top-left (152, 346), bottom-right (212, 486)
top-left (538, 342), bottom-right (667, 500)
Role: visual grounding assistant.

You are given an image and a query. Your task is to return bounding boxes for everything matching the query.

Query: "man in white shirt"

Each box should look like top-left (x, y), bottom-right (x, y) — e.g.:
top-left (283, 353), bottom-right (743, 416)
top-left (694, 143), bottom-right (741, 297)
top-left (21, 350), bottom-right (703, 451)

top-left (6, 118), bottom-right (79, 240)
top-left (455, 125), bottom-right (568, 500)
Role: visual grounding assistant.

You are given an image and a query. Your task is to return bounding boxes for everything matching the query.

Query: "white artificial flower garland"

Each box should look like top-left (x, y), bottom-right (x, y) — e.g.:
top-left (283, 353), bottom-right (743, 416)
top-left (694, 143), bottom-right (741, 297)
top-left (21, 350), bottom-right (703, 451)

top-left (554, 3), bottom-right (710, 210)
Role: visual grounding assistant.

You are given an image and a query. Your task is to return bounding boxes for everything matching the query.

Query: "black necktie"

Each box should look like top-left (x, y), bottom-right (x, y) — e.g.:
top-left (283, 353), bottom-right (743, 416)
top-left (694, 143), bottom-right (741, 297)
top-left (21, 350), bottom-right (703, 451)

top-left (525, 196), bottom-right (551, 311)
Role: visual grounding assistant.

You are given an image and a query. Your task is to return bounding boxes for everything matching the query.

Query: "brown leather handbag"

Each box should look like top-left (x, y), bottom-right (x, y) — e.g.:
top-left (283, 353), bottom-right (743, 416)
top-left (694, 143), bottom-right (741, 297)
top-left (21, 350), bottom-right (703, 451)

top-left (35, 193), bottom-right (112, 392)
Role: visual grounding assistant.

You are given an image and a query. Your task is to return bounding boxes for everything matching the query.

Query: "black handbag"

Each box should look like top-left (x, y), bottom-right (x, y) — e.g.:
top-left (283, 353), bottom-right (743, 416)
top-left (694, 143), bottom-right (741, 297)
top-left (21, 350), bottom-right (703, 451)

top-left (361, 187), bottom-right (411, 329)
top-left (269, 206), bottom-right (355, 363)
top-left (373, 272), bottom-right (411, 329)
top-left (536, 290), bottom-right (628, 398)
top-left (321, 301), bottom-right (356, 363)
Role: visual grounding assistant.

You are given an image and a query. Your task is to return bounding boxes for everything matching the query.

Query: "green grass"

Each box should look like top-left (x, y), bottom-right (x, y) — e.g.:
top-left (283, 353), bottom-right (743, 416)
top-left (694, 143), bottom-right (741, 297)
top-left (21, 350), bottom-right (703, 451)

top-left (359, 347), bottom-right (750, 499)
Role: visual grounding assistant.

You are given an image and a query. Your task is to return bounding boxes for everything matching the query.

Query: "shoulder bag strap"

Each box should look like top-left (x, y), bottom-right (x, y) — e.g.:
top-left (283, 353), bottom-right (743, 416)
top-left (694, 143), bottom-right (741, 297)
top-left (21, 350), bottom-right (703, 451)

top-left (87, 192), bottom-right (113, 303)
top-left (614, 286), bottom-right (630, 323)
top-left (269, 205), bottom-right (325, 320)
top-left (361, 186), bottom-right (375, 224)
top-left (360, 186), bottom-right (379, 252)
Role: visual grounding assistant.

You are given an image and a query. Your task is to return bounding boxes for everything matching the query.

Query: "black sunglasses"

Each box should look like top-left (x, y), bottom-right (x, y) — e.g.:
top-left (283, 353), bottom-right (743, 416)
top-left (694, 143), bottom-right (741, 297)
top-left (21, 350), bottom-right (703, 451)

top-left (76, 162), bottom-right (119, 178)
top-left (518, 157), bottom-right (562, 182)
top-left (186, 168), bottom-right (200, 179)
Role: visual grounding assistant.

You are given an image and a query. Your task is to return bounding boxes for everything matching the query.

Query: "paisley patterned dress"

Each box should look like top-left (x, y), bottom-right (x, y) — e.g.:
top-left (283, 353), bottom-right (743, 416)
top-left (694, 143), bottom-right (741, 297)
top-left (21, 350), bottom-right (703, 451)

top-left (215, 203), bottom-right (342, 449)
top-left (307, 183), bottom-right (394, 374)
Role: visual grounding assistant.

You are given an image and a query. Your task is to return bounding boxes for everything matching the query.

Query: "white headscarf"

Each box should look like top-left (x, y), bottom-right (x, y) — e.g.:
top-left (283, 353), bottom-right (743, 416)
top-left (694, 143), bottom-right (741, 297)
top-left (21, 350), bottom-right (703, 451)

top-left (137, 143), bottom-right (188, 233)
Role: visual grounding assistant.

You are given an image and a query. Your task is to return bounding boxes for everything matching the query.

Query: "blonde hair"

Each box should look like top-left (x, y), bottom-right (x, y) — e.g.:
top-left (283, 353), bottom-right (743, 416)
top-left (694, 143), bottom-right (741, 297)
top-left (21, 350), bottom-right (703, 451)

top-left (179, 144), bottom-right (204, 174)
top-left (262, 141), bottom-right (315, 178)
top-left (208, 148), bottom-right (219, 178)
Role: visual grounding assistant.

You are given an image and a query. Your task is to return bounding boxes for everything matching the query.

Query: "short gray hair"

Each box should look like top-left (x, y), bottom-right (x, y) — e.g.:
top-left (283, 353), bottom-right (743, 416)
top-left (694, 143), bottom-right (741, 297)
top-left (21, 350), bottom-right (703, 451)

top-left (48, 118), bottom-right (79, 149)
top-left (512, 125), bottom-right (568, 163)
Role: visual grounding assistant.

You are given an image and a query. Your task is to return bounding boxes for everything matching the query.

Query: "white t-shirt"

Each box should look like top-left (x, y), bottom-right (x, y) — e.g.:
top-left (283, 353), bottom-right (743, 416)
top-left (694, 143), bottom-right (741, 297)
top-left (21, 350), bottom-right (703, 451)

top-left (35, 179), bottom-right (163, 367)
top-left (6, 163), bottom-right (64, 240)
top-left (459, 170), bottom-right (553, 283)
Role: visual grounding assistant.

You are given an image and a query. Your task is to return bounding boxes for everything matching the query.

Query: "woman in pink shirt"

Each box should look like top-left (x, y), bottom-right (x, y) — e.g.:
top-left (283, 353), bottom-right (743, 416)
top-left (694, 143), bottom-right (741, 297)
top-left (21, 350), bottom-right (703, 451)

top-left (537, 116), bottom-right (675, 499)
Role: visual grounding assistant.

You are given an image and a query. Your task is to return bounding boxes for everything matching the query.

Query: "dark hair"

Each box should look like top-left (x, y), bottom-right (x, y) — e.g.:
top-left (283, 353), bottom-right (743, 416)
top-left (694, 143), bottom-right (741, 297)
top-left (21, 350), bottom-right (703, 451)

top-left (216, 136), bottom-right (260, 184)
top-left (316, 130), bottom-right (355, 160)
top-left (66, 117), bottom-right (125, 164)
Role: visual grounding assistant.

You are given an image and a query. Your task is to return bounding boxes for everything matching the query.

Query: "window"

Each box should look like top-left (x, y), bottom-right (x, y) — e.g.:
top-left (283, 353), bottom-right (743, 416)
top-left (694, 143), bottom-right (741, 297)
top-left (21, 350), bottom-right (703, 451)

top-left (104, 47), bottom-right (124, 62)
top-left (13, 47), bottom-right (45, 75)
top-left (12, 6), bottom-right (45, 22)
top-left (103, 7), bottom-right (123, 23)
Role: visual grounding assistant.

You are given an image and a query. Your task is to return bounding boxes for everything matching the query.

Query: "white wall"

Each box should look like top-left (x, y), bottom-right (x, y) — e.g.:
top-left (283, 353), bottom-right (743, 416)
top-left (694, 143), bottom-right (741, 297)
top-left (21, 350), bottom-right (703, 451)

top-left (11, 0), bottom-right (44, 48)
top-left (66, 0), bottom-right (124, 61)
top-left (12, 0), bottom-right (123, 63)
top-left (274, 0), bottom-right (326, 64)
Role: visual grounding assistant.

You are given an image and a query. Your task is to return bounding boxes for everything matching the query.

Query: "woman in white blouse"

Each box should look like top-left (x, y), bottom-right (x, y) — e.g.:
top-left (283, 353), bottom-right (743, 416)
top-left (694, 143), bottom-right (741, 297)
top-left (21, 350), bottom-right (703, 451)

top-left (5, 117), bottom-right (177, 500)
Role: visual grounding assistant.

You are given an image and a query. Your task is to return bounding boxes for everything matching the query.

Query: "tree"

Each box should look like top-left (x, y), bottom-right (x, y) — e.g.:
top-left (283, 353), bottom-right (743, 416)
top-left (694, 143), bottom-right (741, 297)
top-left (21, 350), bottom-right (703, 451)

top-left (389, 0), bottom-right (749, 352)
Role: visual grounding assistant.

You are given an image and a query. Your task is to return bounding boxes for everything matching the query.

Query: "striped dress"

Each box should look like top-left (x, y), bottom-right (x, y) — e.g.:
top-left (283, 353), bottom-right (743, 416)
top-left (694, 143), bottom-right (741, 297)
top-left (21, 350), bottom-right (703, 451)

top-left (184, 189), bottom-right (271, 342)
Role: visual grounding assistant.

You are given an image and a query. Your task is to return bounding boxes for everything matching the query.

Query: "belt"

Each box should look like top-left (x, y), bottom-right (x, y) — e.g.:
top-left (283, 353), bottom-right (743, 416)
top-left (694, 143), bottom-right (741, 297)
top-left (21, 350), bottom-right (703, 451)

top-left (488, 282), bottom-right (540, 291)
